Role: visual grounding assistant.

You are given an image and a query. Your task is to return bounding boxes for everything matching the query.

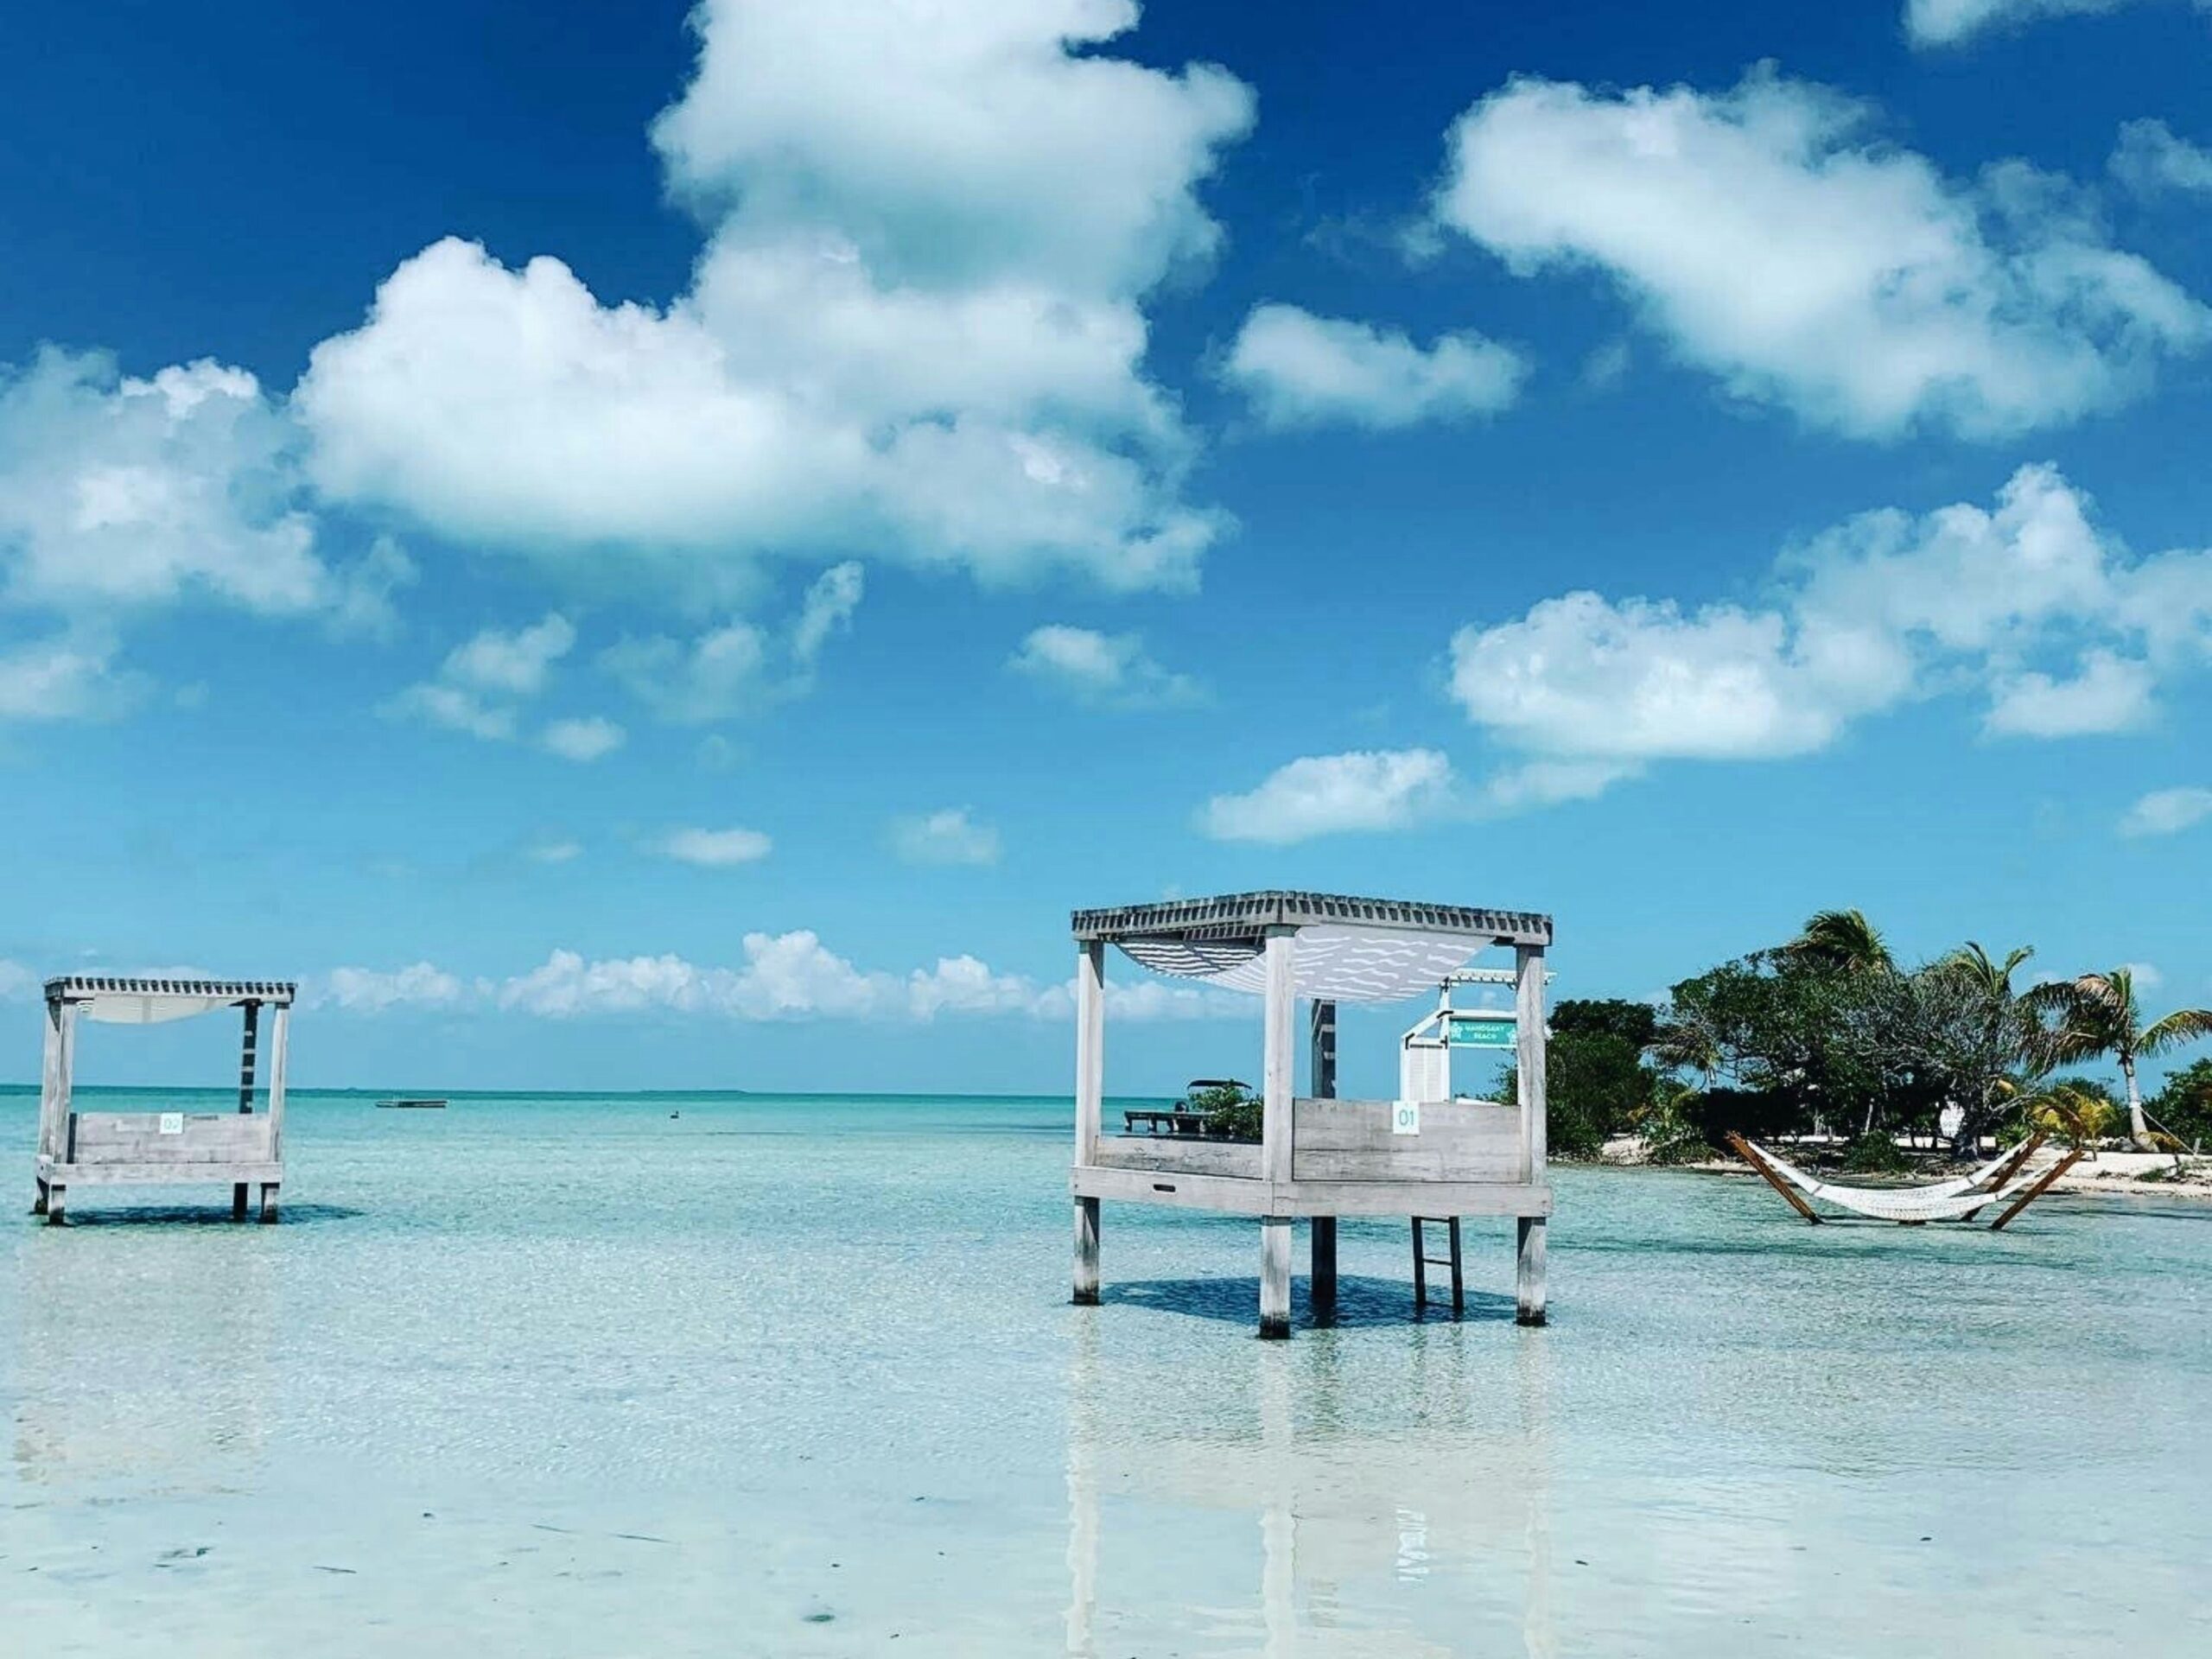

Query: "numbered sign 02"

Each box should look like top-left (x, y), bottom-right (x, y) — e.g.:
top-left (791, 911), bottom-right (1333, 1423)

top-left (1391, 1099), bottom-right (1421, 1136)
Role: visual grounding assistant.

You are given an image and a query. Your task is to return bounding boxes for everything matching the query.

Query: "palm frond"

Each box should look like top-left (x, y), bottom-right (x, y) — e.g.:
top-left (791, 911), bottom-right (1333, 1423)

top-left (1782, 908), bottom-right (1894, 975)
top-left (2139, 1007), bottom-right (2212, 1058)
top-left (1937, 941), bottom-right (2035, 995)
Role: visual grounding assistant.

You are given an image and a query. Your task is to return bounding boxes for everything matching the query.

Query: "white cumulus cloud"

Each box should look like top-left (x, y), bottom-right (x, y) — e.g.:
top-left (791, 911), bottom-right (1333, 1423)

top-left (658, 825), bottom-right (774, 868)
top-left (605, 562), bottom-right (864, 723)
top-left (1449, 464), bottom-right (2212, 805)
top-left (444, 613), bottom-right (575, 696)
top-left (1199, 748), bottom-right (1460, 844)
top-left (386, 613), bottom-right (578, 746)
top-left (1223, 304), bottom-right (1527, 430)
top-left (0, 352), bottom-right (323, 615)
top-left (538, 715), bottom-right (626, 763)
top-left (1007, 623), bottom-right (1198, 707)
top-left (2119, 786), bottom-right (2212, 837)
top-left (890, 807), bottom-right (1001, 867)
top-left (257, 930), bottom-right (1266, 1026)
top-left (1984, 650), bottom-right (2156, 736)
top-left (0, 627), bottom-right (138, 722)
top-left (1430, 67), bottom-right (2209, 437)
top-left (2110, 118), bottom-right (2212, 199)
top-left (318, 962), bottom-right (467, 1014)
top-left (1905, 0), bottom-right (2165, 48)
top-left (296, 0), bottom-right (1253, 596)
top-left (0, 350), bottom-right (412, 715)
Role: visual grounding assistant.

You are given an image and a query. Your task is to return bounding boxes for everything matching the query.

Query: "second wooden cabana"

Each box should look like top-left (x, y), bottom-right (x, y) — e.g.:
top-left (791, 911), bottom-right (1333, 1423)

top-left (34, 976), bottom-right (294, 1224)
top-left (1070, 890), bottom-right (1552, 1338)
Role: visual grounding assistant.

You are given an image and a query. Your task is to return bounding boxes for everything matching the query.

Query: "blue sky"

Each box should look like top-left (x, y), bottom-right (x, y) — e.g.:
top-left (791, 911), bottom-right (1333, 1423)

top-left (3, 0), bottom-right (2209, 1094)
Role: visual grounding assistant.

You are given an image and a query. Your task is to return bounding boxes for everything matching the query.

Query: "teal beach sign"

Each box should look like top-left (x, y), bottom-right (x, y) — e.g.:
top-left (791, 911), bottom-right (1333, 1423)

top-left (1448, 1014), bottom-right (1516, 1050)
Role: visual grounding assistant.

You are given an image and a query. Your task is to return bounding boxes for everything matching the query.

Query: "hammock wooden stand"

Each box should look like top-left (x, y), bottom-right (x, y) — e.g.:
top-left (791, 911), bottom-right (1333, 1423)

top-left (1727, 1131), bottom-right (2082, 1230)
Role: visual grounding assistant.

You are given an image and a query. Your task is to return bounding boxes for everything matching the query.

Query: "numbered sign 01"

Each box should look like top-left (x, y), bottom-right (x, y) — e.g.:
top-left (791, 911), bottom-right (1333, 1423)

top-left (1390, 1099), bottom-right (1421, 1136)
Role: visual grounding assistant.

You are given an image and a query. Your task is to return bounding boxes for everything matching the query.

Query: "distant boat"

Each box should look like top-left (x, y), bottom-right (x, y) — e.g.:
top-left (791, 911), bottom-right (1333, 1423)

top-left (375, 1096), bottom-right (448, 1109)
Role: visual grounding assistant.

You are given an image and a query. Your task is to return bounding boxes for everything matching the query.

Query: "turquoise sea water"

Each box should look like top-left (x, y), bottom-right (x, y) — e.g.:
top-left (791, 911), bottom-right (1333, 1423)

top-left (3, 1088), bottom-right (2208, 1656)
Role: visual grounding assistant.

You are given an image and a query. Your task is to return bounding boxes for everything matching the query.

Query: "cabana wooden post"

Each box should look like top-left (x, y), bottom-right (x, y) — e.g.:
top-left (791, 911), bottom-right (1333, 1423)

top-left (1069, 891), bottom-right (1553, 1338)
top-left (32, 976), bottom-right (295, 1224)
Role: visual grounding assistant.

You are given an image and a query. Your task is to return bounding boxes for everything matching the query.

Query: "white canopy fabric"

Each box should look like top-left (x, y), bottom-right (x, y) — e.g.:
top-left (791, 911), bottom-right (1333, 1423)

top-left (79, 994), bottom-right (237, 1026)
top-left (1116, 923), bottom-right (1486, 1005)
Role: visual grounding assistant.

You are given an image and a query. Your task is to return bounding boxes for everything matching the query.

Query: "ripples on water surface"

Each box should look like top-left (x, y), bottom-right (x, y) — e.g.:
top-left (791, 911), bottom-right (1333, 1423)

top-left (3, 1090), bottom-right (2207, 1656)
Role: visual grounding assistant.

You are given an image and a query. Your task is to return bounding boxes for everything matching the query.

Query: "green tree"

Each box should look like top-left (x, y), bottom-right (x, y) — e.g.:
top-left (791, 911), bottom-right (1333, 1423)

top-left (1915, 942), bottom-right (2044, 1154)
top-left (1661, 950), bottom-right (1888, 1137)
top-left (2027, 969), bottom-right (2212, 1149)
top-left (2149, 1058), bottom-right (2212, 1149)
top-left (1188, 1080), bottom-right (1261, 1141)
top-left (1653, 913), bottom-right (2056, 1158)
top-left (1493, 1026), bottom-right (1656, 1160)
top-left (1551, 998), bottom-right (1661, 1048)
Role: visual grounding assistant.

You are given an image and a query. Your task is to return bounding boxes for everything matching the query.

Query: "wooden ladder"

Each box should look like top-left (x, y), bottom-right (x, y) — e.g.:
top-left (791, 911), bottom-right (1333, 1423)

top-left (1411, 1217), bottom-right (1464, 1317)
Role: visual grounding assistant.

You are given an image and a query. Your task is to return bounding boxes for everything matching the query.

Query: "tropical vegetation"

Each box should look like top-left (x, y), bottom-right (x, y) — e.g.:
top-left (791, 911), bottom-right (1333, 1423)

top-left (1512, 909), bottom-right (2212, 1163)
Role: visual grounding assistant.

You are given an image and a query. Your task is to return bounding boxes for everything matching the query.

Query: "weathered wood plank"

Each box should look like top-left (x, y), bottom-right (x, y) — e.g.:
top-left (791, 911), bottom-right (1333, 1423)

top-left (1071, 1161), bottom-right (1553, 1217)
top-left (1261, 928), bottom-right (1295, 1185)
top-left (1072, 1164), bottom-right (1269, 1211)
top-left (1516, 944), bottom-right (1548, 1184)
top-left (1074, 941), bottom-right (1104, 1166)
top-left (37, 1000), bottom-right (69, 1161)
top-left (266, 1005), bottom-right (290, 1153)
top-left (1091, 1138), bottom-right (1263, 1179)
top-left (1987, 1149), bottom-right (2083, 1231)
top-left (1726, 1133), bottom-right (1822, 1224)
top-left (1292, 1098), bottom-right (1522, 1182)
top-left (1275, 1179), bottom-right (1553, 1218)
top-left (1259, 1217), bottom-right (1292, 1338)
top-left (35, 1160), bottom-right (284, 1186)
top-left (1072, 1196), bottom-right (1100, 1303)
top-left (67, 1113), bottom-right (276, 1166)
top-left (1516, 1216), bottom-right (1547, 1325)
top-left (1291, 1147), bottom-right (1525, 1182)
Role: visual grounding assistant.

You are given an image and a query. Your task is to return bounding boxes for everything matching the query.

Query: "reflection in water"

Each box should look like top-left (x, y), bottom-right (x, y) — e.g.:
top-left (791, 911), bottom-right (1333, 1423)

top-left (1065, 1314), bottom-right (1099, 1656)
top-left (1066, 1296), bottom-right (1558, 1656)
top-left (1519, 1328), bottom-right (1554, 1659)
top-left (9, 1226), bottom-right (278, 1492)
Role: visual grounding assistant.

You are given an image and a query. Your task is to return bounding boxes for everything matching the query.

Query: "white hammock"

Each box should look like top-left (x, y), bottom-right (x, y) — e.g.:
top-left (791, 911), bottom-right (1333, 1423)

top-left (1733, 1135), bottom-right (2052, 1224)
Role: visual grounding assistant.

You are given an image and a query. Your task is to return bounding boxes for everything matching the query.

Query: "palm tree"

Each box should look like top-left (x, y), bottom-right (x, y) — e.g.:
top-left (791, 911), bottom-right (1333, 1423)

top-left (1928, 942), bottom-right (2040, 1154)
top-left (1649, 1013), bottom-right (1721, 1089)
top-left (2027, 969), bottom-right (2212, 1149)
top-left (1780, 908), bottom-right (1894, 976)
top-left (1940, 942), bottom-right (2034, 1000)
top-left (2010, 1077), bottom-right (2118, 1150)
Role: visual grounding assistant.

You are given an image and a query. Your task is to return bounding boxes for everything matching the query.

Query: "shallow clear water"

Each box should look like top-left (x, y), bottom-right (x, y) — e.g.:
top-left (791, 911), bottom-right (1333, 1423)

top-left (3, 1089), bottom-right (2207, 1656)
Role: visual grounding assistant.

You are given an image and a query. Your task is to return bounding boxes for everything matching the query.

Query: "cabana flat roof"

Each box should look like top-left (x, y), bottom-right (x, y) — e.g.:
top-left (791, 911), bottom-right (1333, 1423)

top-left (1071, 890), bottom-right (1551, 948)
top-left (45, 976), bottom-right (296, 1004)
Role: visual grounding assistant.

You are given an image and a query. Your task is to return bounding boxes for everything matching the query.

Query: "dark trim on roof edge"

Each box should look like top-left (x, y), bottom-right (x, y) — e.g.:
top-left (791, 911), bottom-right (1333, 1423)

top-left (1071, 890), bottom-right (1549, 947)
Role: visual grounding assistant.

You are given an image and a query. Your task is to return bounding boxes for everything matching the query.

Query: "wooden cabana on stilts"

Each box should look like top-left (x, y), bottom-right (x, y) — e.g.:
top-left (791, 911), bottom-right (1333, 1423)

top-left (1069, 891), bottom-right (1552, 1338)
top-left (33, 976), bottom-right (295, 1224)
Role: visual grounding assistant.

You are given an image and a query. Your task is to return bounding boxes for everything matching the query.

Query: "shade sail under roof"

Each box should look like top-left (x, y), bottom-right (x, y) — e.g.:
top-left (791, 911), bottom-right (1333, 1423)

top-left (1118, 924), bottom-right (1488, 1004)
top-left (1079, 889), bottom-right (1547, 1006)
top-left (45, 976), bottom-right (295, 1025)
